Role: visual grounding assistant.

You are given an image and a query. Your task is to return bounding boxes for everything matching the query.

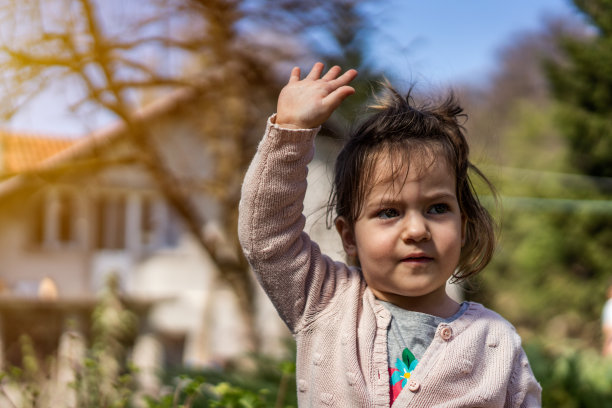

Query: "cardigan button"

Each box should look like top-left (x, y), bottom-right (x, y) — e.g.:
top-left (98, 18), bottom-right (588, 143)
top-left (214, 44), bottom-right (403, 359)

top-left (407, 380), bottom-right (420, 392)
top-left (440, 326), bottom-right (453, 341)
top-left (313, 352), bottom-right (322, 366)
top-left (320, 393), bottom-right (333, 405)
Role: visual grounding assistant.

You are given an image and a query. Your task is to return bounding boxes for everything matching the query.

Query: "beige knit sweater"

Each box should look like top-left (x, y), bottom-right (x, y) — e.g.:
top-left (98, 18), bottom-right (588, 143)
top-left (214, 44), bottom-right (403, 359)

top-left (238, 117), bottom-right (542, 407)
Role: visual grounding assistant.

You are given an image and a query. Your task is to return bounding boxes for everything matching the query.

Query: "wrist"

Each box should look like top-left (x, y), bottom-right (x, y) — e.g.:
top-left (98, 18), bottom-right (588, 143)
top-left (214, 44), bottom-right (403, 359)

top-left (276, 123), bottom-right (309, 130)
top-left (274, 115), bottom-right (314, 130)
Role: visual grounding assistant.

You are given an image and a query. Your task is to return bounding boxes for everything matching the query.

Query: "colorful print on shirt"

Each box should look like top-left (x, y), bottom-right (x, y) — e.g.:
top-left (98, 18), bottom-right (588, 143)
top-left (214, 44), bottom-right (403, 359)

top-left (389, 348), bottom-right (418, 405)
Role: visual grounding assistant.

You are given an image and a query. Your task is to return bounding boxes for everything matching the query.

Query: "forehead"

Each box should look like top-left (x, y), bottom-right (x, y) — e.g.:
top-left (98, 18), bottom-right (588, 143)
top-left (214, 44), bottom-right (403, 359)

top-left (367, 148), bottom-right (456, 193)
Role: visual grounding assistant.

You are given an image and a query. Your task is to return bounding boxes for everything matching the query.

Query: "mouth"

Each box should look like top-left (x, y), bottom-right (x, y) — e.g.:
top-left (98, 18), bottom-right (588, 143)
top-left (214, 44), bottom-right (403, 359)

top-left (401, 254), bottom-right (433, 263)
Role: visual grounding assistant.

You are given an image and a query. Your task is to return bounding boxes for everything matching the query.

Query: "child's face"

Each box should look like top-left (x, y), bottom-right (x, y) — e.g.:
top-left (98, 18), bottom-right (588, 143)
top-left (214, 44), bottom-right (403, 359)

top-left (336, 153), bottom-right (465, 312)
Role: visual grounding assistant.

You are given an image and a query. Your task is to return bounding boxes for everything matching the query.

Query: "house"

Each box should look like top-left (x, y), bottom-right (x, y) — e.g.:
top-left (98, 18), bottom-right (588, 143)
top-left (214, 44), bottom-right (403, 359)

top-left (0, 88), bottom-right (345, 370)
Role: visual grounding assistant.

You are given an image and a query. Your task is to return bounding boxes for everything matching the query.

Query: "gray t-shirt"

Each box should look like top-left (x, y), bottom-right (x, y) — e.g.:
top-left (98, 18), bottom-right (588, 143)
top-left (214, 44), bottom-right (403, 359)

top-left (380, 301), bottom-right (469, 368)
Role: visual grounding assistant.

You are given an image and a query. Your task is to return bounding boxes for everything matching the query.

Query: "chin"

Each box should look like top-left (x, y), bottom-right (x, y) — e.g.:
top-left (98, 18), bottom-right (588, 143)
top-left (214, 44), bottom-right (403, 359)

top-left (396, 284), bottom-right (447, 299)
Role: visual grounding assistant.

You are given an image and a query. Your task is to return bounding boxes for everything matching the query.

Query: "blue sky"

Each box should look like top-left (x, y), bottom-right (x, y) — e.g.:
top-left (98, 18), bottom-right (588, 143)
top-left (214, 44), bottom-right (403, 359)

top-left (8, 0), bottom-right (581, 136)
top-left (364, 0), bottom-right (580, 86)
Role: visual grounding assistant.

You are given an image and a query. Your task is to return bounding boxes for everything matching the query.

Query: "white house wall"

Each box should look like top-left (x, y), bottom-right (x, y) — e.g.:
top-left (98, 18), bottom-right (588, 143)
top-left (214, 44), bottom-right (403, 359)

top-left (0, 92), bottom-right (346, 367)
top-left (0, 197), bottom-right (90, 297)
top-left (304, 137), bottom-right (345, 262)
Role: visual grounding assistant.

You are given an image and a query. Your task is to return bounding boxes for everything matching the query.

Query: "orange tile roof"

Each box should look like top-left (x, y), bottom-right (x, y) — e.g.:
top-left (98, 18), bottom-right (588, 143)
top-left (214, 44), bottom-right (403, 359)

top-left (0, 131), bottom-right (76, 174)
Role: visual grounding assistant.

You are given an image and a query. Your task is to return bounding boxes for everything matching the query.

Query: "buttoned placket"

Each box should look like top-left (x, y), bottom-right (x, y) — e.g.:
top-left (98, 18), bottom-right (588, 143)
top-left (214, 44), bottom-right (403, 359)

top-left (373, 298), bottom-right (392, 408)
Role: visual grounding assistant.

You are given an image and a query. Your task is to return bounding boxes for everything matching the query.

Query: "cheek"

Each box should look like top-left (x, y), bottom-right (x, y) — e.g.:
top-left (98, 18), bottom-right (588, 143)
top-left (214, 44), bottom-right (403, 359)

top-left (354, 226), bottom-right (391, 260)
top-left (434, 222), bottom-right (464, 254)
top-left (360, 238), bottom-right (396, 264)
top-left (451, 228), bottom-right (465, 258)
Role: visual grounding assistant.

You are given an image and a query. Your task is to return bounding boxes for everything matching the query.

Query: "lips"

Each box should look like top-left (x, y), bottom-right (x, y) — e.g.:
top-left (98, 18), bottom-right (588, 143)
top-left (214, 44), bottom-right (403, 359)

top-left (402, 253), bottom-right (433, 262)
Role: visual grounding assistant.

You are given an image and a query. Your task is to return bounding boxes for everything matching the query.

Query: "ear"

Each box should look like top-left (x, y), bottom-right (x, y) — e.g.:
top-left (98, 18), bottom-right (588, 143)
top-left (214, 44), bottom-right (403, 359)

top-left (335, 216), bottom-right (358, 257)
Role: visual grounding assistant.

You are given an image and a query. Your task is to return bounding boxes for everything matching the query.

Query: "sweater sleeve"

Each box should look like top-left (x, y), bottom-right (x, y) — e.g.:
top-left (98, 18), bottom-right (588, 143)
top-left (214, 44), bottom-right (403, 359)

top-left (238, 116), bottom-right (349, 333)
top-left (507, 346), bottom-right (542, 407)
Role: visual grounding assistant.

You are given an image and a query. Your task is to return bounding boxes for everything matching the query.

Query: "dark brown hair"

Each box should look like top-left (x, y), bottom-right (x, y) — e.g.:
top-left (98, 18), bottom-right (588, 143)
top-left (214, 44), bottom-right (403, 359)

top-left (327, 84), bottom-right (496, 281)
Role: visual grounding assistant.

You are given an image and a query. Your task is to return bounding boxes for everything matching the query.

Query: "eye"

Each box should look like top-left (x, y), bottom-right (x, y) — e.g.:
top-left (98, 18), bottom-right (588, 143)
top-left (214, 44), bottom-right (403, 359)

top-left (428, 203), bottom-right (450, 215)
top-left (377, 208), bottom-right (400, 219)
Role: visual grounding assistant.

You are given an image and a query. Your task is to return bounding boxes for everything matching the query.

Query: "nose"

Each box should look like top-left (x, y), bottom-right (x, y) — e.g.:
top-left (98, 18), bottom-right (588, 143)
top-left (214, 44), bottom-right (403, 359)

top-left (400, 212), bottom-right (431, 242)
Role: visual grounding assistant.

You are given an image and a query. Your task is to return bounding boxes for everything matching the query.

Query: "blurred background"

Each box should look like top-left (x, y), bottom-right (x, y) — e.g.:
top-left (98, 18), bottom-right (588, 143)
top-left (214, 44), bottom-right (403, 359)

top-left (0, 0), bottom-right (610, 406)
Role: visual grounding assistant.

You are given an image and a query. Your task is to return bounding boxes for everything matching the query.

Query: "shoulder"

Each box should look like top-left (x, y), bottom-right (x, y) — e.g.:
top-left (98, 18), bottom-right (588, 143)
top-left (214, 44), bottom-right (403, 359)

top-left (463, 302), bottom-right (516, 326)
top-left (472, 302), bottom-right (516, 326)
top-left (458, 302), bottom-right (523, 347)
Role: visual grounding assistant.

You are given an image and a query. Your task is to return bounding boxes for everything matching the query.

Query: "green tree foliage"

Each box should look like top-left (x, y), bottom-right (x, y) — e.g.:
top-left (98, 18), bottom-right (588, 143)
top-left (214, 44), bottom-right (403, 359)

top-left (540, 0), bottom-right (612, 341)
top-left (457, 15), bottom-right (612, 353)
top-left (546, 0), bottom-right (612, 178)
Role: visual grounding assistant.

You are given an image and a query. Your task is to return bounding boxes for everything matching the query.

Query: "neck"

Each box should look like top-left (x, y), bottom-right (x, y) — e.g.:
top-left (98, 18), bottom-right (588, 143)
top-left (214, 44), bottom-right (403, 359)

top-left (375, 286), bottom-right (461, 319)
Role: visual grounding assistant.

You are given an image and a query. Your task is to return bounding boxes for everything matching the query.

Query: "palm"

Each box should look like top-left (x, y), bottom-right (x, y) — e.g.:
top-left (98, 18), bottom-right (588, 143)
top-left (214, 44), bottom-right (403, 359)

top-left (276, 63), bottom-right (357, 129)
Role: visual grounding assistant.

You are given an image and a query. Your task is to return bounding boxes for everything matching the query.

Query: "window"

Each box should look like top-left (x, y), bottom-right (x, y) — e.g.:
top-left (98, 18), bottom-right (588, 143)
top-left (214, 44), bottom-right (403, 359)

top-left (140, 195), bottom-right (179, 250)
top-left (32, 187), bottom-right (179, 252)
top-left (31, 188), bottom-right (80, 249)
top-left (32, 194), bottom-right (45, 246)
top-left (163, 207), bottom-right (181, 248)
top-left (57, 192), bottom-right (75, 244)
top-left (141, 195), bottom-right (156, 247)
top-left (95, 194), bottom-right (126, 250)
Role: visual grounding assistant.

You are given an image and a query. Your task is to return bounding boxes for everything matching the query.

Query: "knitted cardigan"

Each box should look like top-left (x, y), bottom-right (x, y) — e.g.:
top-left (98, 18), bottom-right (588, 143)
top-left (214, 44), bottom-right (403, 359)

top-left (238, 117), bottom-right (542, 407)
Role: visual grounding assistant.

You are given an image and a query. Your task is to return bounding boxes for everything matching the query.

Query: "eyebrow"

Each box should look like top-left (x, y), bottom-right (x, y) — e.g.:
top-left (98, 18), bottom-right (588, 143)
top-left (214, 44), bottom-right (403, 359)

top-left (366, 190), bottom-right (458, 208)
top-left (423, 191), bottom-right (457, 201)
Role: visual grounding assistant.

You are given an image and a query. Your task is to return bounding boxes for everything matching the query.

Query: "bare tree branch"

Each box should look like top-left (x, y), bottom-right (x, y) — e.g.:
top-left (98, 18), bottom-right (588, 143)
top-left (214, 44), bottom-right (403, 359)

top-left (0, 0), bottom-right (372, 357)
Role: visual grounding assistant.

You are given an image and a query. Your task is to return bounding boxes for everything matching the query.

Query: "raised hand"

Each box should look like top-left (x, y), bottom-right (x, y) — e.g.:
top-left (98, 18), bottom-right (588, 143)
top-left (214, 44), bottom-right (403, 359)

top-left (276, 62), bottom-right (358, 129)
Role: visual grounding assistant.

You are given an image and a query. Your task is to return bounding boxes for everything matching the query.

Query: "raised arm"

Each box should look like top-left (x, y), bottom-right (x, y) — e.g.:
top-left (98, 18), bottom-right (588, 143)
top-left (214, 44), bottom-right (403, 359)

top-left (238, 63), bottom-right (357, 331)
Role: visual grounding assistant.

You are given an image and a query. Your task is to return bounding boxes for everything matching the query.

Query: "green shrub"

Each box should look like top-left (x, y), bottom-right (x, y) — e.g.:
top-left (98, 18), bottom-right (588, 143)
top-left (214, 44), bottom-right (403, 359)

top-left (526, 340), bottom-right (612, 407)
top-left (156, 349), bottom-right (297, 408)
top-left (0, 272), bottom-right (298, 407)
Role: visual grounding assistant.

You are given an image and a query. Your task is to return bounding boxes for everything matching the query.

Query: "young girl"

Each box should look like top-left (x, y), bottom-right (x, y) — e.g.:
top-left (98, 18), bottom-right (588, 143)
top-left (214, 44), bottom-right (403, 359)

top-left (238, 63), bottom-right (541, 407)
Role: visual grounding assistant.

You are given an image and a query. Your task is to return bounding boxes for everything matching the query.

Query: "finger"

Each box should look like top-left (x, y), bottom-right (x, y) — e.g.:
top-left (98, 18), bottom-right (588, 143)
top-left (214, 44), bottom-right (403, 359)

top-left (323, 85), bottom-right (356, 111)
top-left (288, 66), bottom-right (301, 83)
top-left (328, 68), bottom-right (358, 89)
top-left (321, 65), bottom-right (342, 81)
top-left (305, 62), bottom-right (325, 80)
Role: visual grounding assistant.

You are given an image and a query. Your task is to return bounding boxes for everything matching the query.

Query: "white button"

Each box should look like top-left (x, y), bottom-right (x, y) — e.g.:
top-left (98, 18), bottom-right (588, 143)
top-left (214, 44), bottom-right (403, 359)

top-left (407, 380), bottom-right (420, 392)
top-left (320, 393), bottom-right (333, 404)
top-left (313, 352), bottom-right (322, 366)
top-left (346, 371), bottom-right (357, 386)
top-left (440, 326), bottom-right (452, 341)
top-left (487, 335), bottom-right (499, 347)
